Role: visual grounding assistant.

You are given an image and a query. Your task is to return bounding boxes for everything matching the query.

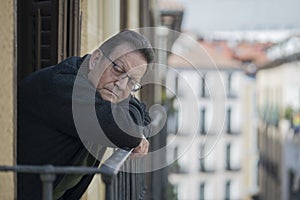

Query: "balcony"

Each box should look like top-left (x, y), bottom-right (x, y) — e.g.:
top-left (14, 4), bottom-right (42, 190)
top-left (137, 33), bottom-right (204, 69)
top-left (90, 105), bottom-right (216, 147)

top-left (0, 148), bottom-right (146, 200)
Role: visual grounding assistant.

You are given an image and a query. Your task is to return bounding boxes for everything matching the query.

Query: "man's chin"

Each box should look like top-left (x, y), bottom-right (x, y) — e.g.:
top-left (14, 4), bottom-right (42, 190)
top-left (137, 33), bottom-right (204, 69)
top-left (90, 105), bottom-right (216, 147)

top-left (101, 94), bottom-right (117, 102)
top-left (99, 89), bottom-right (128, 103)
top-left (101, 93), bottom-right (126, 103)
top-left (98, 89), bottom-right (116, 102)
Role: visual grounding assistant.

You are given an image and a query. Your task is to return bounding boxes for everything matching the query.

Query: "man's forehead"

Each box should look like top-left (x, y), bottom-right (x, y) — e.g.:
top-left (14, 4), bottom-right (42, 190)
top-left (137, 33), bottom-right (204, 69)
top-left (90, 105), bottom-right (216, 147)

top-left (109, 43), bottom-right (137, 60)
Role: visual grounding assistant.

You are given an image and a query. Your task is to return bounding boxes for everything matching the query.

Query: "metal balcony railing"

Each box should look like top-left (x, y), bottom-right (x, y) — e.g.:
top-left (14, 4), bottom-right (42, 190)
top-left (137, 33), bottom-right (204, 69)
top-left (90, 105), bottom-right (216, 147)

top-left (0, 148), bottom-right (146, 200)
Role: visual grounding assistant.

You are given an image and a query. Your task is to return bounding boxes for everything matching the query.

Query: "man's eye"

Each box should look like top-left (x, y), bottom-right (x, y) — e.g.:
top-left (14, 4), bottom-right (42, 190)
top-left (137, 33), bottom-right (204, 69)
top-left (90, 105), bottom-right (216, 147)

top-left (112, 65), bottom-right (124, 75)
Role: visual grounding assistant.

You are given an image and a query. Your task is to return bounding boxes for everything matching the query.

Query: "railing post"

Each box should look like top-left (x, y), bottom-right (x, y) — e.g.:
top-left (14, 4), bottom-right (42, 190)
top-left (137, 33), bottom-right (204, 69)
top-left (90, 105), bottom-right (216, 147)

top-left (40, 173), bottom-right (56, 200)
top-left (105, 182), bottom-right (112, 200)
top-left (100, 148), bottom-right (132, 200)
top-left (101, 173), bottom-right (114, 200)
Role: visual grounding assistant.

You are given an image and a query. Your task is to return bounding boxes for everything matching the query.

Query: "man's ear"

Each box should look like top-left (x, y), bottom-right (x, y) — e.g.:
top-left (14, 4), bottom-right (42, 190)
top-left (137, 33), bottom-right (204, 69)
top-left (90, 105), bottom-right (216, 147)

top-left (89, 49), bottom-right (102, 70)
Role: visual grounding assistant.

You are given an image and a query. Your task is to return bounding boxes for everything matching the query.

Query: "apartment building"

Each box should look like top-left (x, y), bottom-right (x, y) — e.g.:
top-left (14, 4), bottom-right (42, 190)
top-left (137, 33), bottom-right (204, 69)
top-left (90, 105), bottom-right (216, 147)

top-left (165, 35), bottom-right (261, 199)
top-left (256, 35), bottom-right (300, 200)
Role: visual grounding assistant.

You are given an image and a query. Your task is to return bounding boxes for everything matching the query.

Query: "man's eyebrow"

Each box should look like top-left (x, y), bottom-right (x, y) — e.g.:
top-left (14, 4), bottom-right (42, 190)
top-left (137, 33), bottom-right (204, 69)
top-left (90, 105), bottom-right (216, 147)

top-left (115, 59), bottom-right (128, 70)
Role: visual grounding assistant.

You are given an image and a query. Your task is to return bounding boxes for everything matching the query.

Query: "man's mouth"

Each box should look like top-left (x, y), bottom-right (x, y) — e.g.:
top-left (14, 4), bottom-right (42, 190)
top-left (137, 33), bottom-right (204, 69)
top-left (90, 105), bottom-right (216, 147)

top-left (103, 88), bottom-right (119, 98)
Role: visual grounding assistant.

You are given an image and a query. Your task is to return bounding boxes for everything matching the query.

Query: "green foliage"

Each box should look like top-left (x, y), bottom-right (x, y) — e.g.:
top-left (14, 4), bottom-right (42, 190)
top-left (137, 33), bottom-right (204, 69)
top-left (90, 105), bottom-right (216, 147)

top-left (284, 106), bottom-right (293, 120)
top-left (167, 181), bottom-right (178, 200)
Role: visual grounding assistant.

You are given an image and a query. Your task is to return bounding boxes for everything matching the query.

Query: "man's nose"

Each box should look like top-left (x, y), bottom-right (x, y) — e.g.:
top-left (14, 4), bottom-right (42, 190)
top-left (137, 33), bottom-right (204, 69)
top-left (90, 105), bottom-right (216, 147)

top-left (115, 76), bottom-right (128, 90)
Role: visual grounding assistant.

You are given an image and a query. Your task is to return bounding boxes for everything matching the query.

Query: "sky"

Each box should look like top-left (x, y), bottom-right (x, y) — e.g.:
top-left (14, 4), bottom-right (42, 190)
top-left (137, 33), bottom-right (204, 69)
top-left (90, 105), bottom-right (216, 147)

top-left (175, 0), bottom-right (300, 41)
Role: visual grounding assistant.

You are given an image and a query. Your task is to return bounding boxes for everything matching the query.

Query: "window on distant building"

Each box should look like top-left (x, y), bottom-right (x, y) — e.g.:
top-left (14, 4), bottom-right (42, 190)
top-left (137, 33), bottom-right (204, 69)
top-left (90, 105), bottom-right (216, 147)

top-left (174, 146), bottom-right (178, 160)
top-left (199, 144), bottom-right (215, 172)
top-left (201, 74), bottom-right (209, 98)
top-left (171, 146), bottom-right (180, 173)
top-left (227, 72), bottom-right (237, 98)
top-left (168, 74), bottom-right (181, 135)
top-left (166, 93), bottom-right (178, 135)
top-left (175, 74), bottom-right (185, 97)
top-left (226, 107), bottom-right (232, 134)
top-left (225, 142), bottom-right (241, 171)
top-left (175, 74), bottom-right (179, 95)
top-left (227, 73), bottom-right (232, 97)
top-left (199, 182), bottom-right (205, 200)
top-left (226, 143), bottom-right (231, 170)
top-left (200, 145), bottom-right (205, 171)
top-left (225, 180), bottom-right (231, 200)
top-left (200, 107), bottom-right (206, 135)
top-left (226, 106), bottom-right (241, 134)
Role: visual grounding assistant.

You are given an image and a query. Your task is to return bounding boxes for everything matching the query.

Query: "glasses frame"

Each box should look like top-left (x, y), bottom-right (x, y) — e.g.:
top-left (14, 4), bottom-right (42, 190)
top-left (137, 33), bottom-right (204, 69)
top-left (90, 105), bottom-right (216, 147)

top-left (100, 49), bottom-right (142, 92)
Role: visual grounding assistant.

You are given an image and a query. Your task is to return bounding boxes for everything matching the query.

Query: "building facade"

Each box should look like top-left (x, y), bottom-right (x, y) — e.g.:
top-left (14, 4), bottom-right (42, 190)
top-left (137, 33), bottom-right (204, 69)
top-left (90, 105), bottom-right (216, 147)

top-left (256, 36), bottom-right (300, 200)
top-left (165, 36), bottom-right (260, 199)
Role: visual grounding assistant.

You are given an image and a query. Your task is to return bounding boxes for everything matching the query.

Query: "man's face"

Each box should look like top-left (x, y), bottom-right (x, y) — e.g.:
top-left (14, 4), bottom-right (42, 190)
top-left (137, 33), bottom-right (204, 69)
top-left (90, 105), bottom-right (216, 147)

top-left (88, 45), bottom-right (147, 103)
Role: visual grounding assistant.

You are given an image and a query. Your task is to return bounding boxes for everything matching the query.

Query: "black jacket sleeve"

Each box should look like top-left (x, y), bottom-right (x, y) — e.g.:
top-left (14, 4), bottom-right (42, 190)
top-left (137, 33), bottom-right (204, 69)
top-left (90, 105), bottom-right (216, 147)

top-left (128, 96), bottom-right (152, 137)
top-left (38, 65), bottom-right (151, 149)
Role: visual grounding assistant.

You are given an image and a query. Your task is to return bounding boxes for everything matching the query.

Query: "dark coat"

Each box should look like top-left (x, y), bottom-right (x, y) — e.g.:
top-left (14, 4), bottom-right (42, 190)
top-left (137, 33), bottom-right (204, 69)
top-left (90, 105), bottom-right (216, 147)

top-left (17, 56), bottom-right (151, 199)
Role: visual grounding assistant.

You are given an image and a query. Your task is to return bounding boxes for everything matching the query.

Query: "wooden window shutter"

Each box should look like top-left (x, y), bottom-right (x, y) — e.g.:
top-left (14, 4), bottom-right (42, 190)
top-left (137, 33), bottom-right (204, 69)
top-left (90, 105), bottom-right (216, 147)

top-left (58, 0), bottom-right (81, 61)
top-left (32, 0), bottom-right (59, 69)
top-left (17, 0), bottom-right (81, 81)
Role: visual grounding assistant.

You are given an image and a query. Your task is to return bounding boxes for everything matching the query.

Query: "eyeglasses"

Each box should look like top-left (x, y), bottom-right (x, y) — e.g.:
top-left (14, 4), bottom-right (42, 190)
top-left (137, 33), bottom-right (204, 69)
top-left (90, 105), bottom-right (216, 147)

top-left (101, 50), bottom-right (142, 92)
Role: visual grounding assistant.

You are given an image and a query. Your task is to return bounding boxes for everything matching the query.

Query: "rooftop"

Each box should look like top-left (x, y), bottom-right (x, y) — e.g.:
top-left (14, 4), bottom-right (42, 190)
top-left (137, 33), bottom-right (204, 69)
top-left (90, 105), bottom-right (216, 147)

top-left (168, 33), bottom-right (271, 71)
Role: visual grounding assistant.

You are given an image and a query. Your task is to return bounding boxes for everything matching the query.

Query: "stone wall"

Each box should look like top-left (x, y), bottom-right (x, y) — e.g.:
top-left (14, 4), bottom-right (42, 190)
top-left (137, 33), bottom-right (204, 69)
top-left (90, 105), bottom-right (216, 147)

top-left (0, 0), bottom-right (16, 199)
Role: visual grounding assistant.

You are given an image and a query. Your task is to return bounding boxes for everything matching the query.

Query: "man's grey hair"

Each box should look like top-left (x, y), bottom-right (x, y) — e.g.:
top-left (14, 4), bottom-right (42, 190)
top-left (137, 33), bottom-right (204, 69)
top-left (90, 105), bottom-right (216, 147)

top-left (99, 30), bottom-right (155, 65)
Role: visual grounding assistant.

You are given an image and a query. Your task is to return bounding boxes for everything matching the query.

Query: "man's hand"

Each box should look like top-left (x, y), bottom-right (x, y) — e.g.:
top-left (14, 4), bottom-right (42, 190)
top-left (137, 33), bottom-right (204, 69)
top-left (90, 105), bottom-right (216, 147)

top-left (130, 137), bottom-right (149, 159)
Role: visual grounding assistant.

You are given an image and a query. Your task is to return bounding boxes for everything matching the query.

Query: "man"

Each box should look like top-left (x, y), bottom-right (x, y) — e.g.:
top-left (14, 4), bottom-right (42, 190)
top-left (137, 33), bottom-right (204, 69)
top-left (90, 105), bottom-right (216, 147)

top-left (17, 30), bottom-right (154, 199)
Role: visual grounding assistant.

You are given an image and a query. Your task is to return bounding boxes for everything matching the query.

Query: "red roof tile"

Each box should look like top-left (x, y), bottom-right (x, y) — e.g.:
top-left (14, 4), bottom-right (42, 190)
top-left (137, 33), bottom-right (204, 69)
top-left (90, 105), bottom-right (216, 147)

top-left (168, 39), bottom-right (271, 69)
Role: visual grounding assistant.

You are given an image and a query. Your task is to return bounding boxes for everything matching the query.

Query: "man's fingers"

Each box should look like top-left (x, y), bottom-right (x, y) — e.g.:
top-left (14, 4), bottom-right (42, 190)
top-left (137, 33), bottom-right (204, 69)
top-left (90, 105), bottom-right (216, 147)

top-left (130, 138), bottom-right (149, 158)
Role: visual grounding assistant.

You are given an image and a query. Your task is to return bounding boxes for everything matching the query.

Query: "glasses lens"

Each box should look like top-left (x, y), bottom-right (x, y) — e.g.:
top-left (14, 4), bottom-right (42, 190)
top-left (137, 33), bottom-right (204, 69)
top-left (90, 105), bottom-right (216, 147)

top-left (131, 83), bottom-right (141, 92)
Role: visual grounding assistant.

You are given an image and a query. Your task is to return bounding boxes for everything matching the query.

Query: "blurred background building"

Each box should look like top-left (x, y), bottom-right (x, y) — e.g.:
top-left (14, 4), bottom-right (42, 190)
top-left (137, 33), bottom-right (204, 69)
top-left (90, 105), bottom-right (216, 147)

top-left (256, 35), bottom-right (300, 200)
top-left (165, 33), bottom-right (267, 199)
top-left (161, 0), bottom-right (300, 199)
